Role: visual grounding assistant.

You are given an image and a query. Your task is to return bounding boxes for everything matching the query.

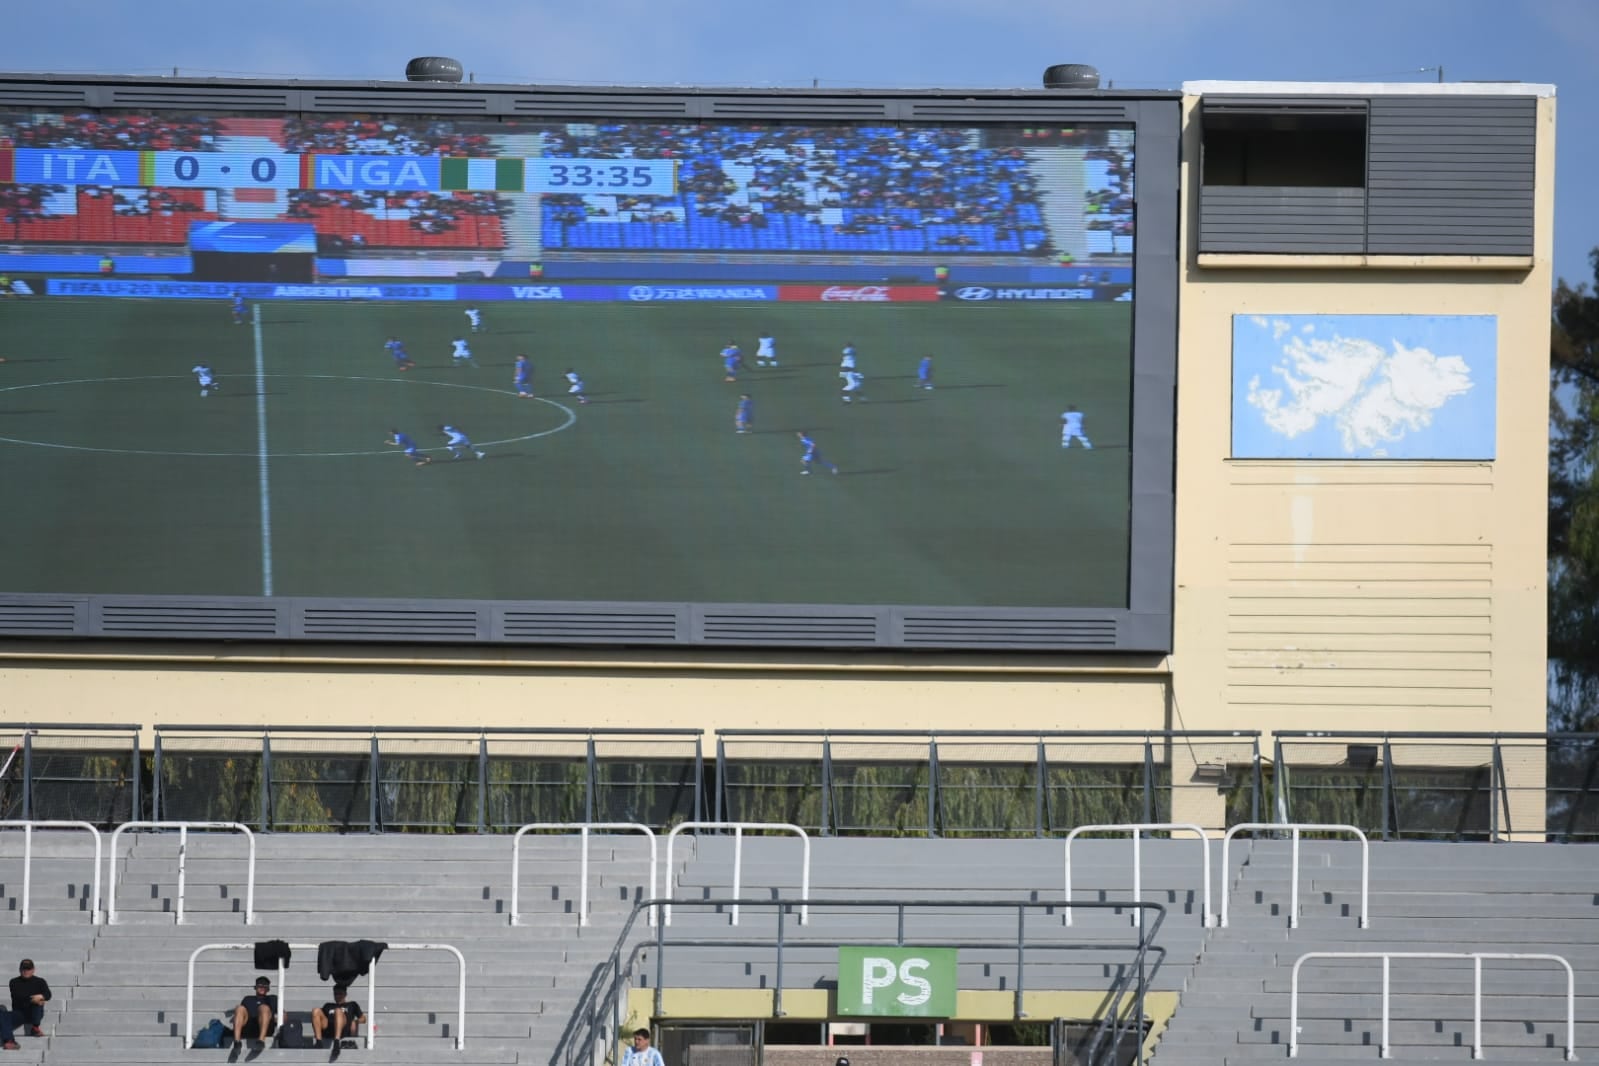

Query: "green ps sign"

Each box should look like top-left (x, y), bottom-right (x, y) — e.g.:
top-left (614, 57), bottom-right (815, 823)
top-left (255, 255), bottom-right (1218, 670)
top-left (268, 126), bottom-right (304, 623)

top-left (837, 946), bottom-right (958, 1017)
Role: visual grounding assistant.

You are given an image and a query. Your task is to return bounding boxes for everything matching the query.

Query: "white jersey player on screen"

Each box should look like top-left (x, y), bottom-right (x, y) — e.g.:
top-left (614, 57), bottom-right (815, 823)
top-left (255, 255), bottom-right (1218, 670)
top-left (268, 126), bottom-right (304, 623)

top-left (1060, 405), bottom-right (1092, 449)
top-left (464, 305), bottom-right (484, 333)
top-left (756, 333), bottom-right (777, 366)
top-left (840, 368), bottom-right (865, 403)
top-left (191, 363), bottom-right (218, 397)
top-left (450, 337), bottom-right (480, 368)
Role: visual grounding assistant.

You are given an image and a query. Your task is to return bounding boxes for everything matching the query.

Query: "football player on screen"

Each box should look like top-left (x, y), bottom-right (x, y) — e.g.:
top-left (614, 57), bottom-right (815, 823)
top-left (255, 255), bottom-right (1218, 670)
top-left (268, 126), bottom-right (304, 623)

top-left (513, 355), bottom-right (534, 399)
top-left (439, 424), bottom-right (485, 460)
top-left (721, 341), bottom-right (743, 382)
top-left (465, 305), bottom-right (484, 333)
top-left (916, 354), bottom-right (934, 390)
top-left (450, 337), bottom-right (480, 368)
top-left (756, 333), bottom-right (778, 367)
top-left (191, 363), bottom-right (219, 398)
top-left (796, 431), bottom-right (839, 476)
top-left (384, 337), bottom-right (416, 372)
top-left (735, 394), bottom-right (753, 434)
top-left (230, 291), bottom-right (248, 326)
top-left (840, 368), bottom-right (865, 404)
top-left (1060, 406), bottom-right (1093, 449)
top-left (386, 429), bottom-right (433, 467)
top-left (564, 368), bottom-right (589, 405)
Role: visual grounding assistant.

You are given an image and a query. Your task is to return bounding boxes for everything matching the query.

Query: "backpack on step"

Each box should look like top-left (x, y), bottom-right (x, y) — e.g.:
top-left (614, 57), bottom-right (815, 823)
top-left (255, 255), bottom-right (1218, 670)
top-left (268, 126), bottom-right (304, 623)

top-left (277, 1019), bottom-right (308, 1049)
top-left (193, 1019), bottom-right (227, 1049)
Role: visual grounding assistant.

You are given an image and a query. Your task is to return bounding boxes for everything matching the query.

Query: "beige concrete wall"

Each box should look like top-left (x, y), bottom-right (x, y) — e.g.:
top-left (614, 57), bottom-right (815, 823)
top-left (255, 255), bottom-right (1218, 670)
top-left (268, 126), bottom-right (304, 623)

top-left (1168, 94), bottom-right (1553, 747)
top-left (0, 645), bottom-right (1170, 739)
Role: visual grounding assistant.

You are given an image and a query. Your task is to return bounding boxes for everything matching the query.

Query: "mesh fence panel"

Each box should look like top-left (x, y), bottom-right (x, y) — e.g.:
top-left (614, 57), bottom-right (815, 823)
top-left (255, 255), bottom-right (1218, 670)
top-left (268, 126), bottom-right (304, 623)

top-left (934, 740), bottom-right (1042, 837)
top-left (376, 736), bottom-right (481, 832)
top-left (828, 740), bottom-right (932, 836)
top-left (1546, 736), bottom-right (1599, 841)
top-left (484, 737), bottom-right (590, 830)
top-left (266, 735), bottom-right (374, 832)
top-left (12, 730), bottom-right (139, 827)
top-left (592, 739), bottom-right (700, 829)
top-left (1042, 741), bottom-right (1156, 832)
top-left (1275, 738), bottom-right (1498, 840)
top-left (718, 738), bottom-right (825, 831)
top-left (156, 733), bottom-right (265, 825)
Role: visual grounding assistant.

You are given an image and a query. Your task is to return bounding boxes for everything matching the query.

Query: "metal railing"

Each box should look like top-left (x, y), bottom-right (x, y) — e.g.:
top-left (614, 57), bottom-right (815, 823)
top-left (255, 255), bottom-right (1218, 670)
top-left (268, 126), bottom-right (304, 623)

top-left (664, 821), bottom-right (810, 926)
top-left (184, 942), bottom-right (467, 1050)
top-left (151, 725), bottom-right (705, 832)
top-left (2, 724), bottom-right (1595, 841)
top-left (1064, 822), bottom-right (1212, 927)
top-left (510, 822), bottom-right (657, 927)
top-left (0, 820), bottom-right (103, 923)
top-left (716, 729), bottom-right (1262, 836)
top-left (1220, 822), bottom-right (1369, 929)
top-left (1290, 951), bottom-right (1578, 1060)
top-left (553, 896), bottom-right (1168, 1066)
top-left (107, 821), bottom-right (256, 925)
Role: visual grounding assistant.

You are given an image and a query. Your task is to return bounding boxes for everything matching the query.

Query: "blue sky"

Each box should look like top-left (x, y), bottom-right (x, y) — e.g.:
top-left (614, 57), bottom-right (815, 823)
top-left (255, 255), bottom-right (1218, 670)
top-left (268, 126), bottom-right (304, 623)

top-left (1, 0), bottom-right (1593, 285)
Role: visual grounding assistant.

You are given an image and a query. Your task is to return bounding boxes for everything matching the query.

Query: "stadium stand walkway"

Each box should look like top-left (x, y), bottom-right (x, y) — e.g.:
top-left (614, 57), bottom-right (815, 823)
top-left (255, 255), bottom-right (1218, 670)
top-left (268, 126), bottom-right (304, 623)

top-left (4, 832), bottom-right (1598, 1064)
top-left (1152, 840), bottom-right (1599, 1065)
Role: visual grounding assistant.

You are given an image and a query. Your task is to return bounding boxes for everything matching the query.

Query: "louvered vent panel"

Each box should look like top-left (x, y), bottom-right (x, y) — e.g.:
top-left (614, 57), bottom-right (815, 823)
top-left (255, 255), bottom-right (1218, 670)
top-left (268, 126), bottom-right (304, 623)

top-left (699, 613), bottom-right (879, 646)
top-left (306, 92), bottom-right (493, 114)
top-left (96, 602), bottom-right (282, 638)
top-left (0, 85), bottom-right (91, 107)
top-left (107, 87), bottom-right (293, 111)
top-left (909, 101), bottom-right (1130, 122)
top-left (509, 96), bottom-right (692, 118)
top-left (901, 616), bottom-right (1118, 648)
top-left (709, 98), bottom-right (894, 120)
top-left (299, 607), bottom-right (482, 640)
top-left (0, 600), bottom-right (83, 635)
top-left (500, 609), bottom-right (681, 643)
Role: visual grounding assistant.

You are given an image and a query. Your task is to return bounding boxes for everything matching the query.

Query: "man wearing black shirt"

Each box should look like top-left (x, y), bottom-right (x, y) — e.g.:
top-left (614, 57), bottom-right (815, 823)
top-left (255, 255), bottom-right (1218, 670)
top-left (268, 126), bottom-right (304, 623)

top-left (8, 959), bottom-right (49, 1038)
top-left (232, 976), bottom-right (277, 1046)
top-left (311, 984), bottom-right (365, 1048)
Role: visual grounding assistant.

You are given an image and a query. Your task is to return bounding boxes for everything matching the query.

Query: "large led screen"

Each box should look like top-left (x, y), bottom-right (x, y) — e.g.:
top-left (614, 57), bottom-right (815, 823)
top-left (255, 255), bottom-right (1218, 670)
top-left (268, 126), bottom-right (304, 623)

top-left (0, 105), bottom-right (1141, 624)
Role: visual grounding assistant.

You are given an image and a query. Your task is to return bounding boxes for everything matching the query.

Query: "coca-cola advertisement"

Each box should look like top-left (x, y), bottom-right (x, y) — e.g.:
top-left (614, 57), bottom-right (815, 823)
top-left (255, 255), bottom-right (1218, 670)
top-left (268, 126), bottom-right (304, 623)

top-left (779, 285), bottom-right (943, 303)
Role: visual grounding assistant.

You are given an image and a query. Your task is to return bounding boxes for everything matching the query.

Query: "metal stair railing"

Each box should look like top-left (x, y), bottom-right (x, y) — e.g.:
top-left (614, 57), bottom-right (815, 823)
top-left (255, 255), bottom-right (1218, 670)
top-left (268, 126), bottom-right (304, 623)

top-left (552, 896), bottom-right (1167, 1066)
top-left (1220, 822), bottom-right (1369, 928)
top-left (1289, 951), bottom-right (1578, 1061)
top-left (0, 820), bottom-right (103, 923)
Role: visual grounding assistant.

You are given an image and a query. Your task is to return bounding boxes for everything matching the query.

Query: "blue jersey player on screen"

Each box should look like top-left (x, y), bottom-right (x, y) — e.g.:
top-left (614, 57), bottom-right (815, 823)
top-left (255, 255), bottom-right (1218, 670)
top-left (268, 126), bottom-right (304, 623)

top-left (230, 291), bottom-right (248, 325)
top-left (795, 431), bottom-right (838, 476)
top-left (917, 354), bottom-right (934, 390)
top-left (735, 394), bottom-right (753, 434)
top-left (721, 342), bottom-right (742, 382)
top-left (384, 337), bottom-right (415, 372)
top-left (386, 428), bottom-right (433, 467)
top-left (513, 354), bottom-right (534, 398)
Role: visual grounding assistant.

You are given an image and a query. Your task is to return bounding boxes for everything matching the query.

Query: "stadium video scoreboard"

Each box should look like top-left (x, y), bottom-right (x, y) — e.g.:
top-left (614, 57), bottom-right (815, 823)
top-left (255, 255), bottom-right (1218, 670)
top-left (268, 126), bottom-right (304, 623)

top-left (0, 147), bottom-right (678, 194)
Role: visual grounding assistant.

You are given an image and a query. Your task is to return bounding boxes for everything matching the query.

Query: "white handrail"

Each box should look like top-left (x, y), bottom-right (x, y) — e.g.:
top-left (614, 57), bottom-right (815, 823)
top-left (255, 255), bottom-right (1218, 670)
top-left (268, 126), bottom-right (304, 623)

top-left (511, 822), bottom-right (657, 927)
top-left (185, 941), bottom-right (467, 1050)
top-left (1064, 822), bottom-right (1211, 927)
top-left (0, 821), bottom-right (103, 924)
top-left (1221, 822), bottom-right (1368, 929)
top-left (664, 821), bottom-right (810, 927)
top-left (1290, 951), bottom-right (1577, 1061)
top-left (108, 821), bottom-right (255, 925)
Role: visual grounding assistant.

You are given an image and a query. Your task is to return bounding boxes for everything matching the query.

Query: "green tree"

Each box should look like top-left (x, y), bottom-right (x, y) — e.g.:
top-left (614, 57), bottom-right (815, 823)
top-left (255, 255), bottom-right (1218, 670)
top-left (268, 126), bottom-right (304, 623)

top-left (1550, 250), bottom-right (1599, 732)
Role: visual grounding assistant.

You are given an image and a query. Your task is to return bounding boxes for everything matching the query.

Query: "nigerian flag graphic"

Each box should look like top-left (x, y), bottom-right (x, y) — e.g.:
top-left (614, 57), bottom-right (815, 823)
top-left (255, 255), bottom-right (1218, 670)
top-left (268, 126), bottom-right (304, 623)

top-left (440, 157), bottom-right (524, 191)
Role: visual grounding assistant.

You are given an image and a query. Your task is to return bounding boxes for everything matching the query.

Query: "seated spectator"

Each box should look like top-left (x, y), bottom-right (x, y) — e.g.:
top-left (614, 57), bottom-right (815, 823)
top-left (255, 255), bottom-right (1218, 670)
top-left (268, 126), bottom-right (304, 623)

top-left (232, 976), bottom-right (277, 1047)
top-left (8, 959), bottom-right (49, 1038)
top-left (311, 984), bottom-right (365, 1048)
top-left (0, 1004), bottom-right (16, 1050)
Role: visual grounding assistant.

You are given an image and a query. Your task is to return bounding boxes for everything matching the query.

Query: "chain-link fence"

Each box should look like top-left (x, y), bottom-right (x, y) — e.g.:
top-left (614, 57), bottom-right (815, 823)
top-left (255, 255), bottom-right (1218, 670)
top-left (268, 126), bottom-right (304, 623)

top-left (6, 725), bottom-right (1594, 839)
top-left (717, 732), bottom-right (1262, 837)
top-left (0, 724), bottom-right (141, 827)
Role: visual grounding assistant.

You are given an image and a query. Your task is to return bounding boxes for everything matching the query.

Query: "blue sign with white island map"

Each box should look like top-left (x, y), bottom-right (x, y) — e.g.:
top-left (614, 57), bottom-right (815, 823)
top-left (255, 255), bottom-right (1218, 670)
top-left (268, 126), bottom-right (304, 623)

top-left (1232, 313), bottom-right (1498, 460)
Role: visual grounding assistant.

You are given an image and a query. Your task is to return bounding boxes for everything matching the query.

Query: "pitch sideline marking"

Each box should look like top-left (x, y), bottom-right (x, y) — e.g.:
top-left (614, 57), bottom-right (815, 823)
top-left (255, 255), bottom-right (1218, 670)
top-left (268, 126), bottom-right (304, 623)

top-left (253, 304), bottom-right (275, 596)
top-left (0, 373), bottom-right (578, 457)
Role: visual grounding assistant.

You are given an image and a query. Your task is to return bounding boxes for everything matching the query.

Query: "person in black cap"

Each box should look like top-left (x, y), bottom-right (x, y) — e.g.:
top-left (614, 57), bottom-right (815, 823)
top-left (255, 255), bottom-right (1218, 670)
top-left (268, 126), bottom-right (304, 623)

top-left (232, 976), bottom-right (277, 1047)
top-left (8, 959), bottom-right (49, 1038)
